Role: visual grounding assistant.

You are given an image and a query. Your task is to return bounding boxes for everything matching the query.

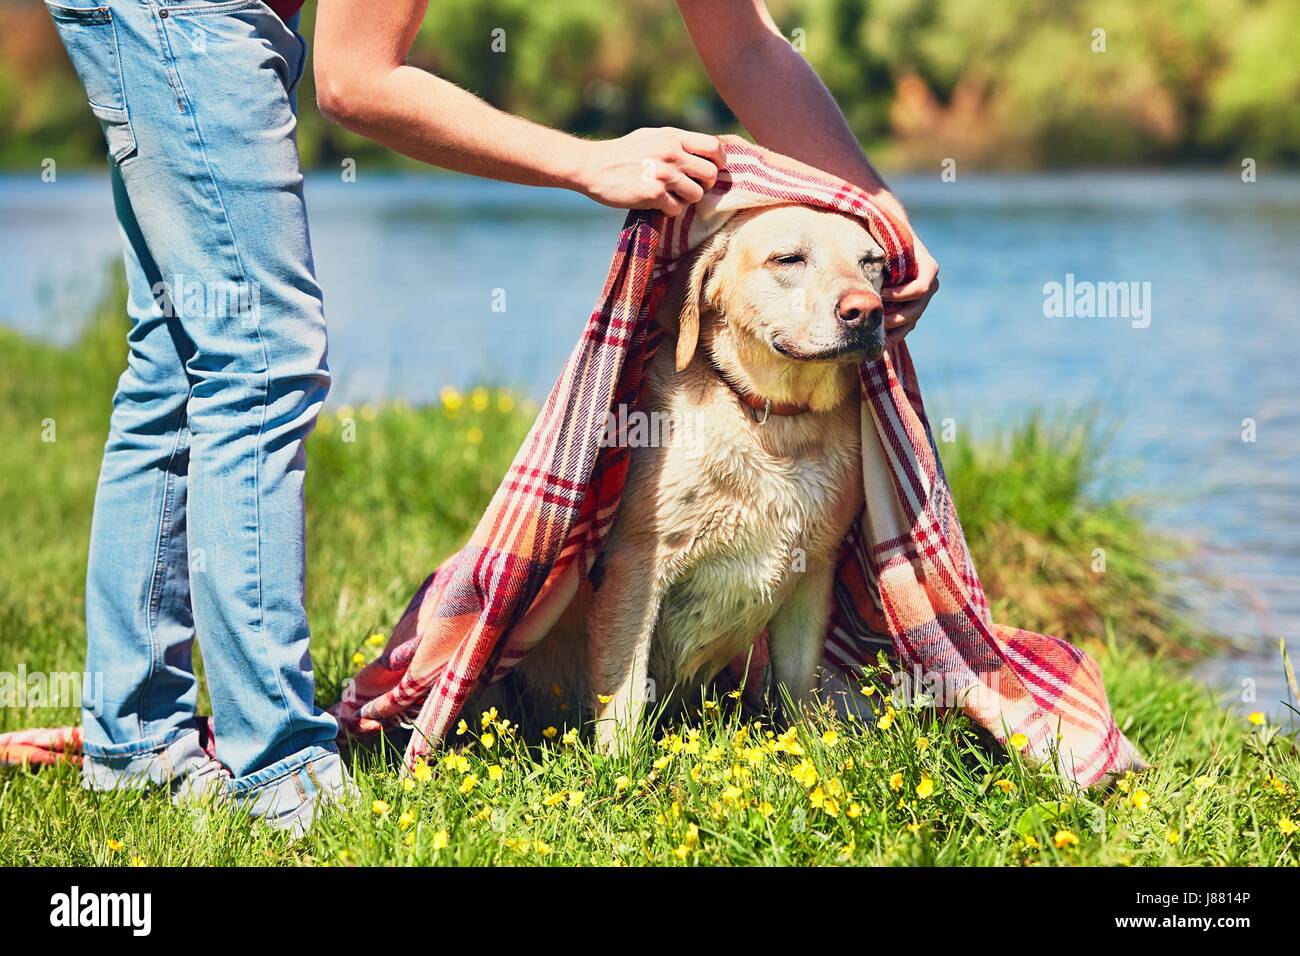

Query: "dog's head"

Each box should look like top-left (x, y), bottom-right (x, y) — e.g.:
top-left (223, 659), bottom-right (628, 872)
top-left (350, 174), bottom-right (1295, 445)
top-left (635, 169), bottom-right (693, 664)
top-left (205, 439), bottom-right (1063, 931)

top-left (671, 205), bottom-right (888, 379)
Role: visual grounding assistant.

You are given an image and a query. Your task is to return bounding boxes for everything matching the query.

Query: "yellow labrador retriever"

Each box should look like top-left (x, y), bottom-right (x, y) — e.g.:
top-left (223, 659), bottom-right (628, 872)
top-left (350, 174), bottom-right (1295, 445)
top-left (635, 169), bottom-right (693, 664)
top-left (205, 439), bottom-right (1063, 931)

top-left (512, 205), bottom-right (887, 749)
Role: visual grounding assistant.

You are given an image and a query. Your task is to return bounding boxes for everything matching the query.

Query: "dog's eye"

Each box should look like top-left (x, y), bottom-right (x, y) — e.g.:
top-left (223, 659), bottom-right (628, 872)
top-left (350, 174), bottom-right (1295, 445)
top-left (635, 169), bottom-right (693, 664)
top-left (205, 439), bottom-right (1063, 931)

top-left (770, 253), bottom-right (806, 266)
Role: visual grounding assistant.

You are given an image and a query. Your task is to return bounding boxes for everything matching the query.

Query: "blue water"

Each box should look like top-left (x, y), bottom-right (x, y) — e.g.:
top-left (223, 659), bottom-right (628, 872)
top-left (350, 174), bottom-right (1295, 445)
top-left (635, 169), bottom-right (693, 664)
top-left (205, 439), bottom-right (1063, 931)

top-left (2, 170), bottom-right (1298, 717)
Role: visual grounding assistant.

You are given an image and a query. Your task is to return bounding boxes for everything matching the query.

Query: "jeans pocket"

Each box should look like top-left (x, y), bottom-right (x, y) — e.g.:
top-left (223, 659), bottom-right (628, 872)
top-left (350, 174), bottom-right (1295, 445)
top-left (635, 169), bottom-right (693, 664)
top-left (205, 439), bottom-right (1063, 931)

top-left (45, 2), bottom-right (138, 165)
top-left (158, 0), bottom-right (265, 15)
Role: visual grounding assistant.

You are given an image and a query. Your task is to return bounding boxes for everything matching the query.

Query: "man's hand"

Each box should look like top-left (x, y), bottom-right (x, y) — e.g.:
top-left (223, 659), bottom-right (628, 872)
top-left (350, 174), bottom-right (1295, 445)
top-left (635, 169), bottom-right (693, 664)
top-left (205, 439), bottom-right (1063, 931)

top-left (882, 231), bottom-right (939, 344)
top-left (679, 0), bottom-right (943, 339)
top-left (570, 128), bottom-right (726, 216)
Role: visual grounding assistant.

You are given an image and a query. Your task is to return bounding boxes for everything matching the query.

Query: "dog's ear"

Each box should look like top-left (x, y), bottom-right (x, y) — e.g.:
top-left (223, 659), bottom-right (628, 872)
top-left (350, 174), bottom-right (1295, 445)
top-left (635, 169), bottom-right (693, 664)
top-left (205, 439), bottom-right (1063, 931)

top-left (673, 232), bottom-right (729, 372)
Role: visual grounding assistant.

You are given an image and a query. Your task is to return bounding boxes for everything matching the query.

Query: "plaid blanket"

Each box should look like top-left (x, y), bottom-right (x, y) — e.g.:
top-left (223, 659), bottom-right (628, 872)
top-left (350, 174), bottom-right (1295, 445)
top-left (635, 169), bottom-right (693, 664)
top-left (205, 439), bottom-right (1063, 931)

top-left (0, 138), bottom-right (1143, 788)
top-left (332, 137), bottom-right (1142, 787)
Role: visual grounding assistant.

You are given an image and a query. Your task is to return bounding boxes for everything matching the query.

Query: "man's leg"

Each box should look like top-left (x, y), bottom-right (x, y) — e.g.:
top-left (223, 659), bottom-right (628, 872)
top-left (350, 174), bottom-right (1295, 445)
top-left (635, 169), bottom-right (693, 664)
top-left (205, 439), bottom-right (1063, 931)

top-left (82, 163), bottom-right (219, 794)
top-left (55, 0), bottom-right (344, 829)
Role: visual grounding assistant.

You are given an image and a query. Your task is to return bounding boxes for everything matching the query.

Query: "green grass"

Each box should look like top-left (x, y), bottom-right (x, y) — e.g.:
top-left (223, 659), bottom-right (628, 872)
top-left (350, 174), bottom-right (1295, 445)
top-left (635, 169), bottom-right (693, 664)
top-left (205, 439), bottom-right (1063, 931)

top-left (1, 288), bottom-right (1297, 866)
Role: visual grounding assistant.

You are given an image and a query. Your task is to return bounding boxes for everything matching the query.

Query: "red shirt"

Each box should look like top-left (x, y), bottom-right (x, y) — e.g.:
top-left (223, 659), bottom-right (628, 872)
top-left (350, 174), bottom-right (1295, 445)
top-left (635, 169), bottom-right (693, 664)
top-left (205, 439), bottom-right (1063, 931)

top-left (267, 0), bottom-right (305, 19)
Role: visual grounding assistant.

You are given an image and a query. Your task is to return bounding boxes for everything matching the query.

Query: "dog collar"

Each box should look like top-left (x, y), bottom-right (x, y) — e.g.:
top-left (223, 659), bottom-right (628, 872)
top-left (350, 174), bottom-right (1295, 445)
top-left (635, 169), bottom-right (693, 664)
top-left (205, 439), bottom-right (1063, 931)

top-left (705, 357), bottom-right (813, 423)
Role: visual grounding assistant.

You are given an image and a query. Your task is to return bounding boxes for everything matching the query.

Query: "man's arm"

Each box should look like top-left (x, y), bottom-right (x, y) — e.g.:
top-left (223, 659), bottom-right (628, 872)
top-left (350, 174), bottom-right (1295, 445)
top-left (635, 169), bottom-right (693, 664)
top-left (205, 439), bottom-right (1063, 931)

top-left (678, 0), bottom-right (939, 340)
top-left (313, 0), bottom-right (724, 215)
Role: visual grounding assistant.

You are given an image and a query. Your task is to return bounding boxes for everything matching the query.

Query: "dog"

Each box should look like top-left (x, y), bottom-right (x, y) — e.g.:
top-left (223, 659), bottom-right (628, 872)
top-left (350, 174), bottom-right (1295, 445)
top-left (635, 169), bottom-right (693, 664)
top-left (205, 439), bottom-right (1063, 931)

top-left (502, 204), bottom-right (888, 750)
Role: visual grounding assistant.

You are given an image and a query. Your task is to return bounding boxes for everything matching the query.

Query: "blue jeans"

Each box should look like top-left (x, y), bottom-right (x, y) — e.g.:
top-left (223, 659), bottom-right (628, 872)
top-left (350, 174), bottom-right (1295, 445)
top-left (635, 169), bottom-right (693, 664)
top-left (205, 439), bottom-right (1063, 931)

top-left (47, 0), bottom-right (345, 827)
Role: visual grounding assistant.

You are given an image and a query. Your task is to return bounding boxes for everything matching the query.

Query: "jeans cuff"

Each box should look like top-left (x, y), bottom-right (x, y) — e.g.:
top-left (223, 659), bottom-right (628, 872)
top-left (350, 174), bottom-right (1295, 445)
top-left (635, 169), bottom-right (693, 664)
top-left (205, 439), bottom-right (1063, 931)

top-left (229, 745), bottom-right (353, 830)
top-left (82, 726), bottom-right (211, 791)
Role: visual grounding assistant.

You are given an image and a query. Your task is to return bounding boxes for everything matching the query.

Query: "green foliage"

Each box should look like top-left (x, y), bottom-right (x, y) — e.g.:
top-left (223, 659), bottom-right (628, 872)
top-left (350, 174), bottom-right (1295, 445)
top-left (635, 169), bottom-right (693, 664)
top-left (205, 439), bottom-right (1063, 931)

top-left (5, 0), bottom-right (1299, 171)
top-left (0, 284), bottom-right (1293, 865)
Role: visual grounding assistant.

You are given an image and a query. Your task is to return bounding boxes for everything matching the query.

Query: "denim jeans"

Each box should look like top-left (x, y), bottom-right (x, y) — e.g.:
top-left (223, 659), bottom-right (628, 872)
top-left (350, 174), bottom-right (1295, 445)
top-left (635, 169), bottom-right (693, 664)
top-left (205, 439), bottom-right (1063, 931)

top-left (46, 0), bottom-right (346, 828)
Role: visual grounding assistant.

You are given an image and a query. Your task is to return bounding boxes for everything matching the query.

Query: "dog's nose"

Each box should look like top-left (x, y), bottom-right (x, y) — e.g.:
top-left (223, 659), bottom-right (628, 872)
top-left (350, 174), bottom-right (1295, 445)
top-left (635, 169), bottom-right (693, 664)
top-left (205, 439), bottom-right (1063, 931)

top-left (835, 290), bottom-right (884, 328)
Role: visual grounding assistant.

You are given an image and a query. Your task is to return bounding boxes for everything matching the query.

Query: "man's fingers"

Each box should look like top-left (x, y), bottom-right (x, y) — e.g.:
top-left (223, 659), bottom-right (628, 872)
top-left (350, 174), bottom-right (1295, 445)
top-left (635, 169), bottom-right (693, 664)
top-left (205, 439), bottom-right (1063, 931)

top-left (881, 272), bottom-right (938, 301)
top-left (675, 152), bottom-right (719, 192)
top-left (657, 192), bottom-right (688, 218)
top-left (665, 173), bottom-right (705, 205)
top-left (884, 299), bottom-right (925, 330)
top-left (678, 130), bottom-right (726, 166)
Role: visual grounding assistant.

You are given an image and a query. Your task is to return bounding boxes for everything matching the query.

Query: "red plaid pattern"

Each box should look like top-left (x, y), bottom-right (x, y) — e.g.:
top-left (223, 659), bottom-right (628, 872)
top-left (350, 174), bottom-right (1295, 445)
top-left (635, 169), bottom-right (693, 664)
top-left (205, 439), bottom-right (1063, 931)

top-left (0, 139), bottom-right (1142, 788)
top-left (332, 138), bottom-right (1141, 786)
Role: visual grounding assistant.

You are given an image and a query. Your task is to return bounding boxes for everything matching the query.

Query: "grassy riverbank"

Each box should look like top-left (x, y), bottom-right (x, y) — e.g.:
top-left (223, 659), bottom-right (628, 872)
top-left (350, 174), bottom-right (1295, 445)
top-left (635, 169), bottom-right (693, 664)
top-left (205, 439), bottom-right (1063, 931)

top-left (1, 292), bottom-right (1296, 866)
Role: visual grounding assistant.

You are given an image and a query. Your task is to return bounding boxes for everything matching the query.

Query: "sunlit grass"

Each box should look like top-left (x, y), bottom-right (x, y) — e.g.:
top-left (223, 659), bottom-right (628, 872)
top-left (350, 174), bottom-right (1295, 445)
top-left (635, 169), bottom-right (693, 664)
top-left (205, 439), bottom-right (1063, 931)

top-left (0, 286), bottom-right (1295, 866)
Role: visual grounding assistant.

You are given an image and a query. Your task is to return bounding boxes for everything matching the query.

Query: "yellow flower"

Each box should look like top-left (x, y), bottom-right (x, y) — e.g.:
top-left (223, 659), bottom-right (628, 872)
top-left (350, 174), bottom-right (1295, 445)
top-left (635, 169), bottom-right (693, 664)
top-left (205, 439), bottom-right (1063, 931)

top-left (534, 840), bottom-right (554, 856)
top-left (542, 792), bottom-right (566, 807)
top-left (562, 728), bottom-right (579, 746)
top-left (465, 427), bottom-right (484, 445)
top-left (1129, 789), bottom-right (1152, 811)
top-left (791, 760), bottom-right (819, 789)
top-left (459, 774), bottom-right (478, 794)
top-left (596, 693), bottom-right (612, 704)
top-left (431, 829), bottom-right (450, 850)
top-left (1166, 829), bottom-right (1181, 845)
top-left (672, 844), bottom-right (691, 860)
top-left (1009, 732), bottom-right (1029, 751)
top-left (106, 839), bottom-right (125, 853)
top-left (129, 855), bottom-right (145, 867)
top-left (847, 802), bottom-right (863, 819)
top-left (567, 790), bottom-right (586, 807)
top-left (351, 651), bottom-right (366, 667)
top-left (412, 761), bottom-right (433, 784)
top-left (480, 707), bottom-right (498, 729)
top-left (652, 755), bottom-right (671, 771)
top-left (889, 771), bottom-right (904, 792)
top-left (470, 386), bottom-right (490, 412)
top-left (993, 778), bottom-right (1016, 794)
top-left (1053, 829), bottom-right (1079, 849)
top-left (371, 800), bottom-right (390, 815)
top-left (542, 726), bottom-right (558, 739)
top-left (915, 736), bottom-right (930, 752)
top-left (479, 733), bottom-right (495, 749)
top-left (721, 785), bottom-right (745, 805)
top-left (859, 683), bottom-right (877, 697)
top-left (1247, 711), bottom-right (1266, 726)
top-left (821, 730), bottom-right (840, 747)
top-left (398, 810), bottom-right (416, 830)
top-left (614, 775), bottom-right (631, 793)
top-left (1022, 835), bottom-right (1040, 850)
top-left (497, 392), bottom-right (515, 413)
top-left (487, 764), bottom-right (504, 782)
top-left (366, 632), bottom-right (385, 647)
top-left (775, 727), bottom-right (804, 755)
top-left (443, 753), bottom-right (470, 773)
top-left (402, 778), bottom-right (415, 792)
top-left (456, 719), bottom-right (469, 736)
top-left (876, 711), bottom-right (894, 731)
top-left (757, 801), bottom-right (775, 817)
top-left (906, 822), bottom-right (921, 835)
top-left (1279, 818), bottom-right (1298, 836)
top-left (915, 775), bottom-right (935, 799)
top-left (439, 386), bottom-right (463, 412)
